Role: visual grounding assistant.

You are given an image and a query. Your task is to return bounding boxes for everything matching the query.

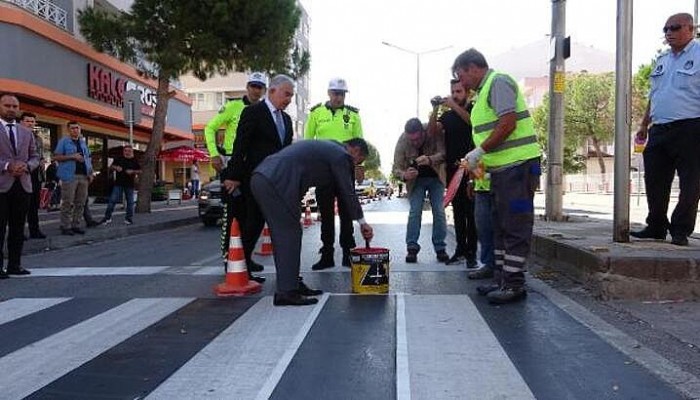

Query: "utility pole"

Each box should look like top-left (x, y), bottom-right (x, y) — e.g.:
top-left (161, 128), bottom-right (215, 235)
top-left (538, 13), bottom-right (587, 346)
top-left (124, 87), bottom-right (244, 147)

top-left (613, 0), bottom-right (633, 242)
top-left (546, 0), bottom-right (566, 221)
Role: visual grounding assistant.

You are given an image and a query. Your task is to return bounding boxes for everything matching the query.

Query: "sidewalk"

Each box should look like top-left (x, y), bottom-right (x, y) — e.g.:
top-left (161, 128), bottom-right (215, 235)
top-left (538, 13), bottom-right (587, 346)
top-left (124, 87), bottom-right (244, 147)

top-left (23, 199), bottom-right (199, 255)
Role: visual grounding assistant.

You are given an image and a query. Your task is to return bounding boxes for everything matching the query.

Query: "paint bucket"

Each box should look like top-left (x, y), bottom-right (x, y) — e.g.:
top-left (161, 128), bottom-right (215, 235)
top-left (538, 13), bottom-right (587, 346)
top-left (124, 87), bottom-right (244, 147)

top-left (350, 247), bottom-right (390, 294)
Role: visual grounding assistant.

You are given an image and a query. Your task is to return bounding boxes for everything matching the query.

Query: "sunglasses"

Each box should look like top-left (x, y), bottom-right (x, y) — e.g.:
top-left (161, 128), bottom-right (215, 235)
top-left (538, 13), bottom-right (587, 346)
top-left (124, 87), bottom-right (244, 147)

top-left (663, 24), bottom-right (685, 33)
top-left (248, 83), bottom-right (265, 89)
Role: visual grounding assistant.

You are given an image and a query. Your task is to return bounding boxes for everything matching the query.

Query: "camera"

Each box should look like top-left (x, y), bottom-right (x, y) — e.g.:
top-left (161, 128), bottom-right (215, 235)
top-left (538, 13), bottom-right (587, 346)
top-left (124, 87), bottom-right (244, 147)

top-left (430, 96), bottom-right (445, 108)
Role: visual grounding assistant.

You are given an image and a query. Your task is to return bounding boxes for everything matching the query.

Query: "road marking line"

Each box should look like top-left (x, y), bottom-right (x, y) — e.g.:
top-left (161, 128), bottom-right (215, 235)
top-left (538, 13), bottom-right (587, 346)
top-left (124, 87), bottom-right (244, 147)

top-left (254, 293), bottom-right (329, 400)
top-left (405, 295), bottom-right (535, 399)
top-left (27, 266), bottom-right (170, 276)
top-left (189, 253), bottom-right (223, 266)
top-left (0, 297), bottom-right (193, 400)
top-left (396, 293), bottom-right (411, 400)
top-left (529, 278), bottom-right (700, 399)
top-left (0, 298), bottom-right (71, 326)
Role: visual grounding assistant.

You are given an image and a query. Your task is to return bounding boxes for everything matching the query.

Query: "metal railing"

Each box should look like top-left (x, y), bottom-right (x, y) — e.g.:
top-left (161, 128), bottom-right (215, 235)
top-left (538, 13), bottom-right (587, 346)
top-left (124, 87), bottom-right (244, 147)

top-left (6, 0), bottom-right (68, 31)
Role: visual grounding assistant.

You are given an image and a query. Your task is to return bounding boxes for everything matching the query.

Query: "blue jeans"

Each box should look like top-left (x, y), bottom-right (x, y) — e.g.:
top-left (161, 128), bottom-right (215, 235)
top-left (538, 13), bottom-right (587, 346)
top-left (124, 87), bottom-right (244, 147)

top-left (406, 177), bottom-right (447, 252)
top-left (104, 186), bottom-right (135, 220)
top-left (191, 179), bottom-right (200, 197)
top-left (475, 191), bottom-right (495, 269)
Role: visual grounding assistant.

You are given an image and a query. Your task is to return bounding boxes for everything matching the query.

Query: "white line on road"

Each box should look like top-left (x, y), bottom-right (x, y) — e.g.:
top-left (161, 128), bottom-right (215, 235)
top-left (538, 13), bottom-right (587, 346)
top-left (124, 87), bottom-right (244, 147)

top-left (404, 295), bottom-right (535, 400)
top-left (27, 266), bottom-right (170, 276)
top-left (0, 298), bottom-right (71, 326)
top-left (529, 278), bottom-right (700, 399)
top-left (0, 297), bottom-right (193, 400)
top-left (189, 253), bottom-right (223, 266)
top-left (396, 293), bottom-right (411, 400)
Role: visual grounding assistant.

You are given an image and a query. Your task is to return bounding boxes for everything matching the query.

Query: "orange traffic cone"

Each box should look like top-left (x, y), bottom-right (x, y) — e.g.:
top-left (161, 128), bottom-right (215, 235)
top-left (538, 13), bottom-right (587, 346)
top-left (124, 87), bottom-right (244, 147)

top-left (303, 205), bottom-right (313, 227)
top-left (255, 223), bottom-right (274, 256)
top-left (214, 219), bottom-right (262, 297)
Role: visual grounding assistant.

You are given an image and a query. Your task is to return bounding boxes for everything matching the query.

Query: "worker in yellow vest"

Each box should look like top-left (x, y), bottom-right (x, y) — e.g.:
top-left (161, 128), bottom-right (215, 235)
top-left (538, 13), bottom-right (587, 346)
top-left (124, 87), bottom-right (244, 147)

top-left (304, 77), bottom-right (363, 269)
top-left (452, 48), bottom-right (542, 304)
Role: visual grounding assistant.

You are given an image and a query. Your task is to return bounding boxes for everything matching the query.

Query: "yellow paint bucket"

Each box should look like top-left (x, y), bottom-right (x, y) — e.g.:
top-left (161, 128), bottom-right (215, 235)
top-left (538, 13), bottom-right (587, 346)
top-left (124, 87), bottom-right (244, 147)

top-left (350, 247), bottom-right (390, 294)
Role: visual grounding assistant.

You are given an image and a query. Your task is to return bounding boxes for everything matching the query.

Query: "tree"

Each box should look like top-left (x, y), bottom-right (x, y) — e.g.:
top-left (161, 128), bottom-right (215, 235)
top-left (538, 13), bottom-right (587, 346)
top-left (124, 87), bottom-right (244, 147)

top-left (78, 0), bottom-right (304, 212)
top-left (532, 92), bottom-right (586, 174)
top-left (363, 141), bottom-right (384, 181)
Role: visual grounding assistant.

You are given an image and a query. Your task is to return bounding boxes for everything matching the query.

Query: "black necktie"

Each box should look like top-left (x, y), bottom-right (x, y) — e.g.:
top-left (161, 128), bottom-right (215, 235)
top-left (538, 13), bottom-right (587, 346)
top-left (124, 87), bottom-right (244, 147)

top-left (7, 124), bottom-right (16, 154)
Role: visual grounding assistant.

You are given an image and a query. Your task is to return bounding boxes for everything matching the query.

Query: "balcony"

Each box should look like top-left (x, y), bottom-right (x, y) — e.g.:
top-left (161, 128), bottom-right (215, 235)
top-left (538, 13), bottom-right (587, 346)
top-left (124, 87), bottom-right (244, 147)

top-left (6, 0), bottom-right (68, 31)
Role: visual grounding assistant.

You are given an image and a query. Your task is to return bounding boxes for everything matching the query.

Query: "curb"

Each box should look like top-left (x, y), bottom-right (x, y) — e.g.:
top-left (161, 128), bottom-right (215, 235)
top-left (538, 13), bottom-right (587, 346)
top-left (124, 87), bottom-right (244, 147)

top-left (22, 216), bottom-right (200, 255)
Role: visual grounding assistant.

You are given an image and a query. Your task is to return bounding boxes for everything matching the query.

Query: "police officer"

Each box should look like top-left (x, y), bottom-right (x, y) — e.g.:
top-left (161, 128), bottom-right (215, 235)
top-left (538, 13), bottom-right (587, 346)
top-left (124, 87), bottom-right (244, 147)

top-left (632, 13), bottom-right (700, 247)
top-left (204, 72), bottom-right (267, 280)
top-left (304, 78), bottom-right (363, 270)
top-left (452, 48), bottom-right (542, 304)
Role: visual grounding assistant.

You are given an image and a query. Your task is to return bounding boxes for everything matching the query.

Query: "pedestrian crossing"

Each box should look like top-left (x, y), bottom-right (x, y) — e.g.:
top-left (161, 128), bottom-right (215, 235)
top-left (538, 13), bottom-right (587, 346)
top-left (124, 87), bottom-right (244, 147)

top-left (0, 293), bottom-right (684, 399)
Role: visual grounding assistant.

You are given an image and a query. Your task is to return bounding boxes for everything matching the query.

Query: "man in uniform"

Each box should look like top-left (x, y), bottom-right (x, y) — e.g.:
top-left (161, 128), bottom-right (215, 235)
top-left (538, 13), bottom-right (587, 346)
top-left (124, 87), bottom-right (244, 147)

top-left (304, 77), bottom-right (364, 270)
top-left (632, 13), bottom-right (700, 247)
top-left (452, 48), bottom-right (542, 304)
top-left (427, 79), bottom-right (478, 268)
top-left (204, 72), bottom-right (267, 273)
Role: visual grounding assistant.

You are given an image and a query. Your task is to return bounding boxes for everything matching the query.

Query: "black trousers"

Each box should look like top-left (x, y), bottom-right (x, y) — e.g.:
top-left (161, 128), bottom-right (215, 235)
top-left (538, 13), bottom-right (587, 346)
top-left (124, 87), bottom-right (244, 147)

top-left (316, 185), bottom-right (355, 253)
top-left (0, 180), bottom-right (30, 269)
top-left (240, 183), bottom-right (265, 264)
top-left (447, 165), bottom-right (477, 258)
top-left (221, 191), bottom-right (247, 259)
top-left (643, 118), bottom-right (700, 237)
top-left (26, 169), bottom-right (42, 234)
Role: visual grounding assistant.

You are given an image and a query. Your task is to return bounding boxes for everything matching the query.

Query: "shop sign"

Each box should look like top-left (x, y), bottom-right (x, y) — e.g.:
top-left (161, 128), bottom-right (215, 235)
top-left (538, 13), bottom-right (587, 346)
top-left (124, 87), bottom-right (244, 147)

top-left (87, 63), bottom-right (157, 117)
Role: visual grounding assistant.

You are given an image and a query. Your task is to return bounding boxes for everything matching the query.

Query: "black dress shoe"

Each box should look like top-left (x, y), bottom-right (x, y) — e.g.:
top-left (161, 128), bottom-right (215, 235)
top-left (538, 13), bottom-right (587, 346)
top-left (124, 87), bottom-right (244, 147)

top-left (0, 270), bottom-right (8, 279)
top-left (630, 228), bottom-right (666, 240)
top-left (671, 235), bottom-right (689, 246)
top-left (72, 227), bottom-right (86, 235)
top-left (273, 291), bottom-right (319, 306)
top-left (61, 228), bottom-right (74, 236)
top-left (248, 261), bottom-right (264, 272)
top-left (341, 251), bottom-right (352, 268)
top-left (311, 255), bottom-right (335, 271)
top-left (30, 231), bottom-right (47, 239)
top-left (249, 274), bottom-right (266, 283)
top-left (7, 267), bottom-right (31, 276)
top-left (298, 278), bottom-right (323, 296)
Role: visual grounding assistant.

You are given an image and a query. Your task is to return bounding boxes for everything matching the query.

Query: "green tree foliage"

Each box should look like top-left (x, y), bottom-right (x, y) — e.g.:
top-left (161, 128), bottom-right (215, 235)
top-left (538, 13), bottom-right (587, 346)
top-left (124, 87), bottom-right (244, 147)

top-left (363, 141), bottom-right (385, 180)
top-left (78, 0), bottom-right (304, 212)
top-left (532, 92), bottom-right (586, 174)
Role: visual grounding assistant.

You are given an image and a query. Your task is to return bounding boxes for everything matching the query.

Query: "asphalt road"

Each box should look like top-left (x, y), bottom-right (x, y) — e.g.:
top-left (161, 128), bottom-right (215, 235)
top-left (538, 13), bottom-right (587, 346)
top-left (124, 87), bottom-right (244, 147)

top-left (0, 197), bottom-right (695, 399)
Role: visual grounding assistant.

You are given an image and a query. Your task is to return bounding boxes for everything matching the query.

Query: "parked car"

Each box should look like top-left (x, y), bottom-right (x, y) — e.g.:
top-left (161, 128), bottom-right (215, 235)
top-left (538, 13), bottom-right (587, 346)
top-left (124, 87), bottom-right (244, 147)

top-left (198, 180), bottom-right (224, 226)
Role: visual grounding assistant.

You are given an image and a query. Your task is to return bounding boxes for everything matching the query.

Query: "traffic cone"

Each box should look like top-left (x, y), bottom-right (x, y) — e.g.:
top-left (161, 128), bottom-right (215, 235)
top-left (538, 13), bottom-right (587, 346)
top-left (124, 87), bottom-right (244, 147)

top-left (303, 205), bottom-right (313, 227)
top-left (214, 219), bottom-right (262, 297)
top-left (255, 223), bottom-right (274, 256)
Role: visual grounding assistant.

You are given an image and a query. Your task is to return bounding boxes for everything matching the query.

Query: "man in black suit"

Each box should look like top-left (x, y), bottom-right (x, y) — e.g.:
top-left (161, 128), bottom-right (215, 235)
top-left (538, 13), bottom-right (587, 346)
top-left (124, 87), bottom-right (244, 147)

top-left (222, 74), bottom-right (296, 284)
top-left (0, 93), bottom-right (39, 278)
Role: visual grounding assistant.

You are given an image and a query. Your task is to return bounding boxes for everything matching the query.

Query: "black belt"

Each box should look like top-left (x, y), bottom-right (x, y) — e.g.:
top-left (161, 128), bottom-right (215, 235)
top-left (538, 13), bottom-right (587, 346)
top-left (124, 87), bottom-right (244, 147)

top-left (653, 117), bottom-right (700, 131)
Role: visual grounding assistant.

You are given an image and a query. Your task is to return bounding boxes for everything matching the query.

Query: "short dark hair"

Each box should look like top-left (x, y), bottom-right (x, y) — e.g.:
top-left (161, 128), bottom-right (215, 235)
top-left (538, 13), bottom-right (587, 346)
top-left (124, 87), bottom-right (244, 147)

top-left (67, 120), bottom-right (80, 127)
top-left (450, 78), bottom-right (460, 86)
top-left (404, 117), bottom-right (424, 134)
top-left (344, 138), bottom-right (369, 157)
top-left (20, 112), bottom-right (36, 120)
top-left (452, 48), bottom-right (489, 75)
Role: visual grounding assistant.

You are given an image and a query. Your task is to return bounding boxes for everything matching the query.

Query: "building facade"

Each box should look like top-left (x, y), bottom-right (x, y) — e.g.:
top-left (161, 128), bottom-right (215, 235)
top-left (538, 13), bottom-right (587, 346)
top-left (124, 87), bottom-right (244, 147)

top-left (1, 0), bottom-right (193, 196)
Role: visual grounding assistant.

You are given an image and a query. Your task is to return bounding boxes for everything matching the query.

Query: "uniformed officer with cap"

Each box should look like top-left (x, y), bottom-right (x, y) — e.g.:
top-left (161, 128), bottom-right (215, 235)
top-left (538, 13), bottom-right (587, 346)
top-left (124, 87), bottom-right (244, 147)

top-left (304, 77), bottom-right (364, 270)
top-left (204, 71), bottom-right (267, 280)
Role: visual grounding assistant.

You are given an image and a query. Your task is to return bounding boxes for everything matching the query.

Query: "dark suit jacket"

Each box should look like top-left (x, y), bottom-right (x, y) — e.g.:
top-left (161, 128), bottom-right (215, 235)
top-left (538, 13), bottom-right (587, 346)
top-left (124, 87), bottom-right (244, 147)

top-left (223, 100), bottom-right (293, 183)
top-left (254, 140), bottom-right (363, 221)
top-left (0, 122), bottom-right (39, 193)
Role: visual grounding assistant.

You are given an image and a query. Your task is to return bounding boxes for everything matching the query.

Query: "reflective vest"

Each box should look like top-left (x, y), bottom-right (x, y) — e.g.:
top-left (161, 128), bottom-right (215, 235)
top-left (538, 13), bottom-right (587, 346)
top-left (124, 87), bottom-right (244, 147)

top-left (204, 97), bottom-right (249, 157)
top-left (304, 102), bottom-right (363, 141)
top-left (471, 71), bottom-right (540, 169)
top-left (474, 174), bottom-right (491, 192)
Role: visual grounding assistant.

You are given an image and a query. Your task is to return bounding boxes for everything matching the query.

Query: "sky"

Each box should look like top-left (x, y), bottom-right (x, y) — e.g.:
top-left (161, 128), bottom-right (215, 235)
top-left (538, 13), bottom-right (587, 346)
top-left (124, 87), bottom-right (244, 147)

top-left (299, 0), bottom-right (697, 176)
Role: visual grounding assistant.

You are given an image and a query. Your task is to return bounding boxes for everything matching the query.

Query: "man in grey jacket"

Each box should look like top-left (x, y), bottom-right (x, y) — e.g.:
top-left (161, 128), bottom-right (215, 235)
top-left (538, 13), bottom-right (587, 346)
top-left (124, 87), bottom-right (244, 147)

top-left (250, 138), bottom-right (374, 306)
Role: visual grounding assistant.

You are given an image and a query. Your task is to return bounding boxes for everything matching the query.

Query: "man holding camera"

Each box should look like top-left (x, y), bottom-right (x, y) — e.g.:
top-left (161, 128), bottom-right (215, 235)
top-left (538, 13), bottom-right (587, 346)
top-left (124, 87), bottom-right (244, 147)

top-left (392, 118), bottom-right (448, 263)
top-left (428, 79), bottom-right (478, 268)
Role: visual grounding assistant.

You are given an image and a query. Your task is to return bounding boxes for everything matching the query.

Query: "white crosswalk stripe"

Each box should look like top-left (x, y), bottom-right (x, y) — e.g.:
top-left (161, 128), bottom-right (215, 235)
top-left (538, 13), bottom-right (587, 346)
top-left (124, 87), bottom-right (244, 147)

top-left (0, 295), bottom-right (566, 399)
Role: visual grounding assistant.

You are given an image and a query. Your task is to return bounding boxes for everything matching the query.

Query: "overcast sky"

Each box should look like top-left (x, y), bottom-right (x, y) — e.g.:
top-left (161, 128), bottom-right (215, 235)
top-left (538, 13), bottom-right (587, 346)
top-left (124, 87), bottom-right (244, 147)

top-left (299, 0), bottom-right (696, 175)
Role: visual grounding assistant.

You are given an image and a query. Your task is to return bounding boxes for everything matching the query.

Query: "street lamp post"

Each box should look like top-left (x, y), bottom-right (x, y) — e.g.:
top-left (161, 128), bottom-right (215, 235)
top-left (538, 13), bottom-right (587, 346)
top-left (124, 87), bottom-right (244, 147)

top-left (381, 41), bottom-right (452, 117)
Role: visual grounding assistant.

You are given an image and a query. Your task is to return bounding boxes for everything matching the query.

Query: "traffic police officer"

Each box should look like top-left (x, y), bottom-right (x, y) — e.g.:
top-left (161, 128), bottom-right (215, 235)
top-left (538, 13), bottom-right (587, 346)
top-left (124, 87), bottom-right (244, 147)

top-left (204, 72), bottom-right (267, 280)
top-left (304, 77), bottom-right (363, 270)
top-left (632, 12), bottom-right (700, 246)
top-left (453, 48), bottom-right (541, 304)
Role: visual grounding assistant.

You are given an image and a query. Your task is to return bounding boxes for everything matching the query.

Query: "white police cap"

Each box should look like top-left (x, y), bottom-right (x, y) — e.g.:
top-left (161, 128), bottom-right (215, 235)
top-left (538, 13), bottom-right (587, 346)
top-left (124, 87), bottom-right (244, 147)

top-left (328, 77), bottom-right (349, 92)
top-left (247, 72), bottom-right (268, 86)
